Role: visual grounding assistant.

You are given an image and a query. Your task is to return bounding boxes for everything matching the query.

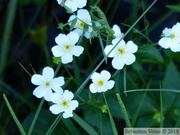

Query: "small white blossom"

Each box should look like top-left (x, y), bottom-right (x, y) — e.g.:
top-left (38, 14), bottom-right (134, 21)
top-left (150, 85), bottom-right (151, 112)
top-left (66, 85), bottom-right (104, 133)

top-left (158, 22), bottom-right (180, 52)
top-left (104, 39), bottom-right (138, 70)
top-left (68, 9), bottom-right (92, 39)
top-left (89, 70), bottom-right (115, 93)
top-left (51, 32), bottom-right (84, 64)
top-left (112, 24), bottom-right (124, 39)
top-left (49, 90), bottom-right (79, 118)
top-left (31, 67), bottom-right (65, 101)
top-left (56, 0), bottom-right (87, 12)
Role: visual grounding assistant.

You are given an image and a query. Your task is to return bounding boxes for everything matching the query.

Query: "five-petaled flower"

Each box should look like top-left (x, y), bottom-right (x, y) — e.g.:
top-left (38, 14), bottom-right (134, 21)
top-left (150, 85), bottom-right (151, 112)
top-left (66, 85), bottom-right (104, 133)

top-left (112, 24), bottom-right (124, 39)
top-left (51, 32), bottom-right (84, 64)
top-left (31, 67), bottom-right (65, 101)
top-left (56, 0), bottom-right (87, 12)
top-left (49, 90), bottom-right (79, 118)
top-left (68, 9), bottom-right (92, 39)
top-left (158, 22), bottom-right (180, 52)
top-left (104, 39), bottom-right (138, 70)
top-left (89, 70), bottom-right (115, 93)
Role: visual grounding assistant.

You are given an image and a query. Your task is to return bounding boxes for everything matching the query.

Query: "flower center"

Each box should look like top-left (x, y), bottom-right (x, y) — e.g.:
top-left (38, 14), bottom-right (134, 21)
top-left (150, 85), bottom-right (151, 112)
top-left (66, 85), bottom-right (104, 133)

top-left (118, 48), bottom-right (125, 54)
top-left (79, 22), bottom-right (84, 27)
top-left (98, 80), bottom-right (104, 86)
top-left (170, 34), bottom-right (175, 39)
top-left (65, 45), bottom-right (70, 50)
top-left (45, 82), bottom-right (50, 87)
top-left (61, 101), bottom-right (68, 107)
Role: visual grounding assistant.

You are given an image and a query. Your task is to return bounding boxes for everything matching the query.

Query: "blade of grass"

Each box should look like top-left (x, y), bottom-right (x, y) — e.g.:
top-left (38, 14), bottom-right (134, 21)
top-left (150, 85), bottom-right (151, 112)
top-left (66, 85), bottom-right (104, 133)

top-left (160, 91), bottom-right (164, 127)
top-left (103, 93), bottom-right (118, 135)
top-left (72, 113), bottom-right (99, 135)
top-left (27, 99), bottom-right (44, 135)
top-left (3, 94), bottom-right (26, 135)
top-left (0, 0), bottom-right (18, 79)
top-left (116, 93), bottom-right (132, 127)
top-left (62, 118), bottom-right (81, 135)
top-left (124, 67), bottom-right (127, 96)
top-left (125, 89), bottom-right (180, 94)
top-left (131, 91), bottom-right (147, 127)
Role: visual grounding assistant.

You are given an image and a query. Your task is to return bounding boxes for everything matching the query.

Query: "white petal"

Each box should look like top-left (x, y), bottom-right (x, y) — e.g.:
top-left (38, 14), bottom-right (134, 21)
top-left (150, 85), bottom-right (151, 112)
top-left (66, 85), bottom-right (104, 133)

top-left (77, 9), bottom-right (90, 20)
top-left (42, 67), bottom-right (54, 80)
top-left (71, 46), bottom-right (84, 57)
top-left (100, 70), bottom-right (111, 80)
top-left (67, 32), bottom-right (79, 45)
top-left (112, 38), bottom-right (125, 46)
top-left (97, 86), bottom-right (107, 93)
top-left (105, 80), bottom-right (115, 89)
top-left (51, 76), bottom-right (65, 87)
top-left (56, 0), bottom-right (62, 5)
top-left (68, 15), bottom-right (76, 25)
top-left (126, 41), bottom-right (138, 53)
top-left (123, 53), bottom-right (136, 65)
top-left (43, 89), bottom-right (53, 101)
top-left (69, 100), bottom-right (79, 109)
top-left (31, 74), bottom-right (44, 85)
top-left (162, 28), bottom-right (172, 36)
top-left (170, 42), bottom-right (180, 52)
top-left (61, 53), bottom-right (73, 64)
top-left (104, 45), bottom-right (116, 57)
top-left (50, 93), bottom-right (62, 103)
top-left (55, 34), bottom-right (68, 45)
top-left (50, 104), bottom-right (62, 115)
top-left (63, 90), bottom-right (74, 100)
top-left (158, 38), bottom-right (171, 48)
top-left (51, 45), bottom-right (64, 57)
top-left (89, 83), bottom-right (98, 93)
top-left (73, 29), bottom-right (83, 36)
top-left (63, 110), bottom-right (73, 118)
top-left (33, 86), bottom-right (46, 98)
top-left (90, 72), bottom-right (100, 81)
top-left (65, 1), bottom-right (77, 12)
top-left (112, 56), bottom-right (124, 70)
top-left (76, 0), bottom-right (87, 8)
top-left (112, 24), bottom-right (122, 38)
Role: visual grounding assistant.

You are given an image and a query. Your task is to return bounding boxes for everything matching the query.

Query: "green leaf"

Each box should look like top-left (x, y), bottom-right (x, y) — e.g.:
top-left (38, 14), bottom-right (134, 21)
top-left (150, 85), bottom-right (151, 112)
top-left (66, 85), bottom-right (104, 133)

top-left (137, 46), bottom-right (164, 63)
top-left (162, 61), bottom-right (180, 89)
top-left (3, 94), bottom-right (26, 135)
top-left (73, 113), bottom-right (99, 135)
top-left (70, 18), bottom-right (77, 31)
top-left (61, 3), bottom-right (73, 14)
top-left (166, 5), bottom-right (180, 13)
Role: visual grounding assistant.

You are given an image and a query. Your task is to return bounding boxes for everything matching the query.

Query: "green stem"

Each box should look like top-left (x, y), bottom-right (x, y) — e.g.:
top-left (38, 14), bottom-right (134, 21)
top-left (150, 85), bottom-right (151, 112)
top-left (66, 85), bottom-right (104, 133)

top-left (3, 94), bottom-right (26, 135)
top-left (103, 93), bottom-right (118, 135)
top-left (28, 99), bottom-right (45, 135)
top-left (116, 93), bottom-right (132, 127)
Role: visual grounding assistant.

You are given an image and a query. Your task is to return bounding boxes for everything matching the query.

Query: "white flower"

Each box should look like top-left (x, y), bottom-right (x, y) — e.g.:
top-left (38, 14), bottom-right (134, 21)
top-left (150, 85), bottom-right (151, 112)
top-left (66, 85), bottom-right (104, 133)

top-left (51, 32), bottom-right (84, 64)
top-left (49, 90), bottom-right (79, 118)
top-left (158, 22), bottom-right (180, 52)
top-left (89, 70), bottom-right (115, 93)
top-left (68, 9), bottom-right (92, 39)
top-left (56, 0), bottom-right (87, 12)
top-left (104, 39), bottom-right (138, 70)
top-left (112, 24), bottom-right (124, 39)
top-left (31, 67), bottom-right (65, 101)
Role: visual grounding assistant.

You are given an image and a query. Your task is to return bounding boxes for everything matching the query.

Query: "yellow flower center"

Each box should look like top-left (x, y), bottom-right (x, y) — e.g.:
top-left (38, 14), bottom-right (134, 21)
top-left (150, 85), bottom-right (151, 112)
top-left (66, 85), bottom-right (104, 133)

top-left (98, 80), bottom-right (104, 86)
top-left (45, 82), bottom-right (50, 87)
top-left (118, 48), bottom-right (125, 54)
top-left (65, 45), bottom-right (70, 50)
top-left (79, 22), bottom-right (84, 27)
top-left (170, 34), bottom-right (175, 39)
top-left (62, 101), bottom-right (68, 107)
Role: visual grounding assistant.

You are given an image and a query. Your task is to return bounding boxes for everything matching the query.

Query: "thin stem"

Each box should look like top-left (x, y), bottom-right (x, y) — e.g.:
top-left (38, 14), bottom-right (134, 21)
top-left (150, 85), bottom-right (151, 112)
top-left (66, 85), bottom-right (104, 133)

top-left (28, 99), bottom-right (45, 135)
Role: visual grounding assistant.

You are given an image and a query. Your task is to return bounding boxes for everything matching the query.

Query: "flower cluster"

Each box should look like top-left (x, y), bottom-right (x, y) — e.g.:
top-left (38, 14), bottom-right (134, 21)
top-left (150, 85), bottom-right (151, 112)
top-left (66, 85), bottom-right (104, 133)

top-left (104, 25), bottom-right (138, 70)
top-left (158, 22), bottom-right (180, 52)
top-left (31, 67), bottom-right (78, 118)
